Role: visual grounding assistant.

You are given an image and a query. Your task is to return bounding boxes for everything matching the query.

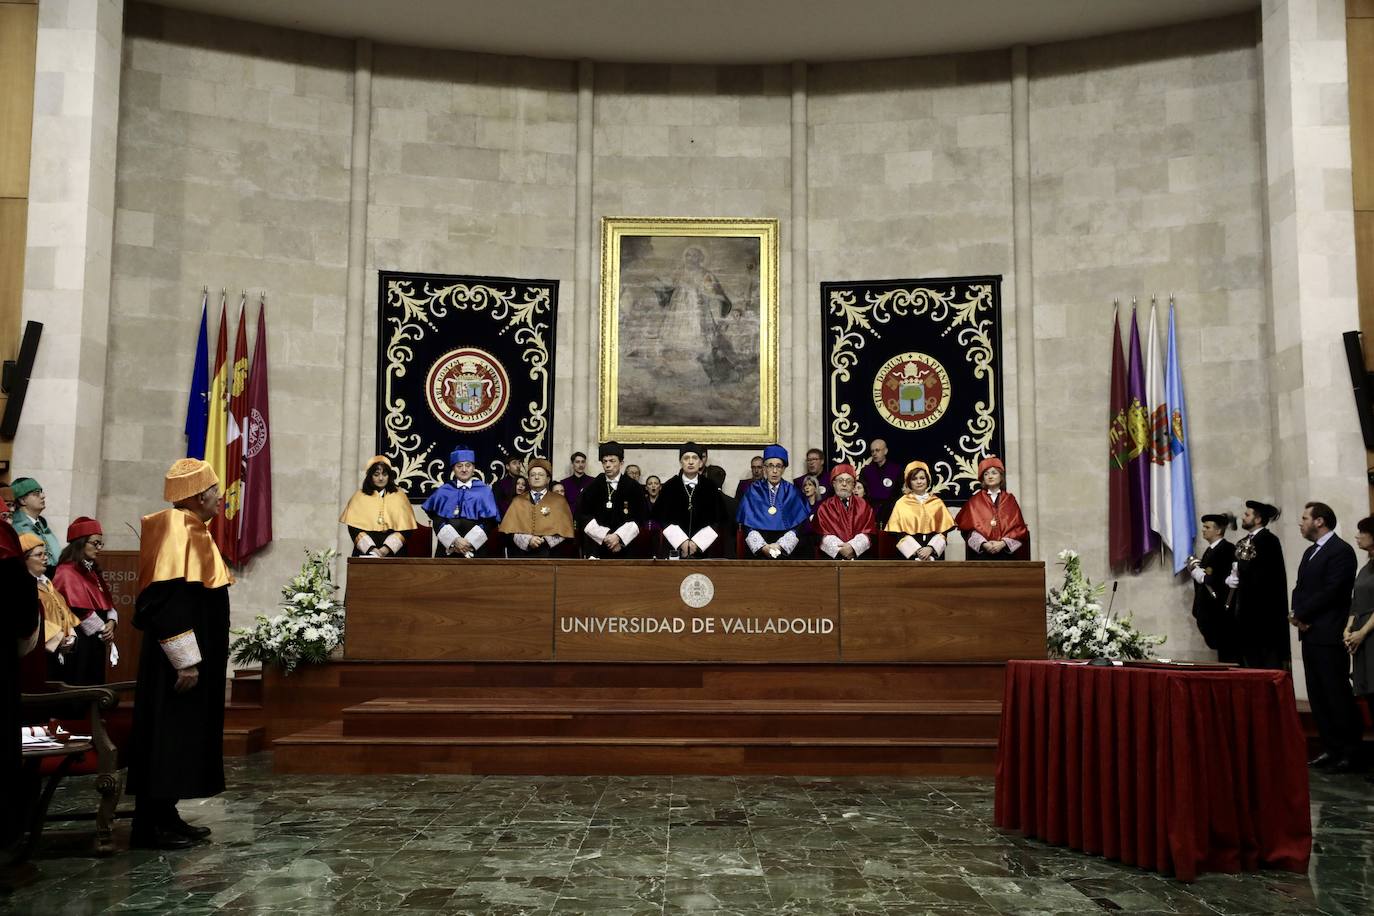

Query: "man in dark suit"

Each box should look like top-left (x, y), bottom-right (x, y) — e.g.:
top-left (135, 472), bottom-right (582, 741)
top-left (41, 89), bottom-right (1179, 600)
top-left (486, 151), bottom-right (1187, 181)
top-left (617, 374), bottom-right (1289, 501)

top-left (1227, 500), bottom-right (1290, 670)
top-left (575, 442), bottom-right (648, 559)
top-left (1291, 501), bottom-right (1361, 771)
top-left (1187, 512), bottom-right (1239, 663)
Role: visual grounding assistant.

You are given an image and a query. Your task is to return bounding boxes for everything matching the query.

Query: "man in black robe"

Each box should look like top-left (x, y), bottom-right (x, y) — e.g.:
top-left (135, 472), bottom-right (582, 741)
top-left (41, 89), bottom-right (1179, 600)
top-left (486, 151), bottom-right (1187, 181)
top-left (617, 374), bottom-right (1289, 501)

top-left (2, 520), bottom-right (41, 850)
top-left (1187, 512), bottom-right (1239, 662)
top-left (128, 458), bottom-right (233, 849)
top-left (650, 442), bottom-right (730, 558)
top-left (576, 442), bottom-right (648, 559)
top-left (1227, 499), bottom-right (1290, 670)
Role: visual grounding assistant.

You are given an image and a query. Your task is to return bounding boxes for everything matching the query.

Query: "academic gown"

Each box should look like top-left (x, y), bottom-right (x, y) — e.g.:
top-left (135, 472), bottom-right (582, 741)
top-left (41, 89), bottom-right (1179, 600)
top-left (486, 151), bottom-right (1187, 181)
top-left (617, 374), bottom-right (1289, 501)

top-left (340, 488), bottom-right (418, 557)
top-left (127, 508), bottom-right (233, 802)
top-left (1234, 527), bottom-right (1290, 670)
top-left (815, 495), bottom-right (878, 559)
top-left (733, 478), bottom-right (759, 501)
top-left (650, 474), bottom-right (731, 558)
top-left (52, 560), bottom-right (117, 685)
top-left (954, 489), bottom-right (1029, 560)
top-left (422, 480), bottom-right (500, 558)
top-left (1190, 538), bottom-right (1238, 663)
top-left (737, 480), bottom-right (810, 559)
top-left (494, 475), bottom-right (521, 517)
top-left (576, 474), bottom-right (649, 558)
top-left (499, 491), bottom-right (574, 558)
top-left (859, 460), bottom-right (903, 524)
top-left (559, 474), bottom-right (591, 513)
top-left (886, 493), bottom-right (957, 560)
top-left (2, 522), bottom-right (41, 845)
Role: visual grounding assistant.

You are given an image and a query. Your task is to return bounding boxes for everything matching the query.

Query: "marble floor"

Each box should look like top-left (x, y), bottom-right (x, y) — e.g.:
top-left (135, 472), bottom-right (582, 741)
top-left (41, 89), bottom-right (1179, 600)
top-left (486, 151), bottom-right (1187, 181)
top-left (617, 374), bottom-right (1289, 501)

top-left (3, 756), bottom-right (1372, 915)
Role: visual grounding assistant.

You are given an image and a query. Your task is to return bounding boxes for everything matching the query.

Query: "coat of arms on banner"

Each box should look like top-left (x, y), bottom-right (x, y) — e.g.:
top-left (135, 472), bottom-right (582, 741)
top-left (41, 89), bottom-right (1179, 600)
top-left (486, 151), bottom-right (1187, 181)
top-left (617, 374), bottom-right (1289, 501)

top-left (822, 276), bottom-right (1004, 505)
top-left (377, 271), bottom-right (558, 500)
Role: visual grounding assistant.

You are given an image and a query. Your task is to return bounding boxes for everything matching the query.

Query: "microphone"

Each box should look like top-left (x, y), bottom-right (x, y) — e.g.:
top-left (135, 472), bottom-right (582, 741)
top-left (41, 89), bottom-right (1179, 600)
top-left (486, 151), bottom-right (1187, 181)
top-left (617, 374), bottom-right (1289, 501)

top-left (1106, 580), bottom-right (1119, 618)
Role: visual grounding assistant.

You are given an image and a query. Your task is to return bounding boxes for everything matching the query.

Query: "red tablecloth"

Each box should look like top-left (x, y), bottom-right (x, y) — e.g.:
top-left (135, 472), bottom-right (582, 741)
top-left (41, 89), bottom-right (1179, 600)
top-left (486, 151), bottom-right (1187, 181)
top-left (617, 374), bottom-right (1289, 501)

top-left (994, 659), bottom-right (1311, 881)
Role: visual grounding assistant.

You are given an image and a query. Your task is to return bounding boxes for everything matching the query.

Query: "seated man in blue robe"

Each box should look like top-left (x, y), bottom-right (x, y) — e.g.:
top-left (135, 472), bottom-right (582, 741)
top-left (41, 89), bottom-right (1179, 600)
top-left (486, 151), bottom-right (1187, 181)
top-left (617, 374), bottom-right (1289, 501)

top-left (421, 446), bottom-right (500, 557)
top-left (737, 445), bottom-right (809, 559)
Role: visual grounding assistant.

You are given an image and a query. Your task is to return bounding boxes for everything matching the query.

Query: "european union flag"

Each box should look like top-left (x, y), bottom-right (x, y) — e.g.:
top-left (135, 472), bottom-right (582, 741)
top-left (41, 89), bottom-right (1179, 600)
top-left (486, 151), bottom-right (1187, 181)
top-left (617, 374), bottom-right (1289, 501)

top-left (184, 293), bottom-right (210, 459)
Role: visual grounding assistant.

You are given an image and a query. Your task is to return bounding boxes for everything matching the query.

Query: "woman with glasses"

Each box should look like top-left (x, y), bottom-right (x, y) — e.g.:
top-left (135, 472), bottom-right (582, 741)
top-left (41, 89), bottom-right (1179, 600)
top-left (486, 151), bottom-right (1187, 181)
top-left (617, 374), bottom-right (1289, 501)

top-left (52, 517), bottom-right (119, 685)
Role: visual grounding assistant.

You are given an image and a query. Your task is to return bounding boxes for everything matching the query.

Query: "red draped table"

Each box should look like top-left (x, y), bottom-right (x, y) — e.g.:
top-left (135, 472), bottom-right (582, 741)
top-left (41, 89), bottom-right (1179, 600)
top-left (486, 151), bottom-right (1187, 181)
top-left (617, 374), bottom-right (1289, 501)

top-left (994, 659), bottom-right (1311, 882)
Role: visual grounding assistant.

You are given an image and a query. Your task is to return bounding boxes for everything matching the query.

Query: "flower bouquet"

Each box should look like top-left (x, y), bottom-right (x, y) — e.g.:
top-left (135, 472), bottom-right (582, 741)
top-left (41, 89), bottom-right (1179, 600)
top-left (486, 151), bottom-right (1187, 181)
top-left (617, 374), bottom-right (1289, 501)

top-left (230, 548), bottom-right (345, 674)
top-left (1046, 549), bottom-right (1163, 660)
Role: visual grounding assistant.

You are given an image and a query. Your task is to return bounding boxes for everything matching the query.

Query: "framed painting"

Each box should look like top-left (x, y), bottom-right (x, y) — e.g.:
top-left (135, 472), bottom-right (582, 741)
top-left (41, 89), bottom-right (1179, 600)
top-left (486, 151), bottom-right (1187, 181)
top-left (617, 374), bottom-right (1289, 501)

top-left (598, 217), bottom-right (779, 445)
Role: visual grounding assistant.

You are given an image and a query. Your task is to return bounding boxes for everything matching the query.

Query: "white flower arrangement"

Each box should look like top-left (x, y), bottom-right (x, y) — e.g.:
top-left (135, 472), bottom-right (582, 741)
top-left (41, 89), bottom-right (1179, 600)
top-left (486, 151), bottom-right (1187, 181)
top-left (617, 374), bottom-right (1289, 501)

top-left (230, 548), bottom-right (345, 674)
top-left (1046, 549), bottom-right (1163, 660)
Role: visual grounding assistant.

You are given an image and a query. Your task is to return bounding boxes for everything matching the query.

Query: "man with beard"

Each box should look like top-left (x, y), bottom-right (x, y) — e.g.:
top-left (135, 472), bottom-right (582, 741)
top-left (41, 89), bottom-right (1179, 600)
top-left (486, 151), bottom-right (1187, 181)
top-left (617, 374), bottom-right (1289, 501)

top-left (576, 442), bottom-right (648, 558)
top-left (815, 464), bottom-right (877, 560)
top-left (1225, 500), bottom-right (1289, 670)
top-left (651, 443), bottom-right (730, 559)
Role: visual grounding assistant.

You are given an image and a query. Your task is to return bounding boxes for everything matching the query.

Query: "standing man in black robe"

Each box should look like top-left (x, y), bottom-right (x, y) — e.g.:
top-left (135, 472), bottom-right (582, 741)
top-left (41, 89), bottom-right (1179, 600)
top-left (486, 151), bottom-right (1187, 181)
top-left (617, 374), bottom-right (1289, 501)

top-left (1226, 499), bottom-right (1290, 670)
top-left (1186, 512), bottom-right (1239, 662)
top-left (576, 442), bottom-right (648, 558)
top-left (651, 442), bottom-right (730, 558)
top-left (128, 458), bottom-right (233, 849)
top-left (2, 520), bottom-right (41, 852)
top-left (1291, 501), bottom-right (1360, 771)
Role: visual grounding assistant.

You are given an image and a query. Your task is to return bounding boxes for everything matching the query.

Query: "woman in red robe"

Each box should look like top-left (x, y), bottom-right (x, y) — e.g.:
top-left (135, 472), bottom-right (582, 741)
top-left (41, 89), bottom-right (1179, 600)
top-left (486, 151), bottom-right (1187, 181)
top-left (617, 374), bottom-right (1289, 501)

top-left (955, 456), bottom-right (1029, 560)
top-left (52, 516), bottom-right (118, 685)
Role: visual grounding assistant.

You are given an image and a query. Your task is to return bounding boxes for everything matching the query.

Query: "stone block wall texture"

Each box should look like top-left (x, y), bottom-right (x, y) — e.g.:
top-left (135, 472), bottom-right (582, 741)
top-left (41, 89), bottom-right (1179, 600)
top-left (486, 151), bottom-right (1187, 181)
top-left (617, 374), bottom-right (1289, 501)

top-left (361, 46), bottom-right (579, 486)
top-left (87, 3), bottom-right (1354, 674)
top-left (591, 63), bottom-right (794, 485)
top-left (14, 0), bottom-right (124, 530)
top-left (1028, 16), bottom-right (1269, 657)
top-left (101, 3), bottom-right (353, 624)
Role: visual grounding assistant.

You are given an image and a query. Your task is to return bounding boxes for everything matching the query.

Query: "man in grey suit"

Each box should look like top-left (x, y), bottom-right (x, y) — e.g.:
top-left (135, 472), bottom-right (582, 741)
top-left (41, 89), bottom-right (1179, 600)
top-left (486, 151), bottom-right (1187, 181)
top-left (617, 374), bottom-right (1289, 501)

top-left (1292, 501), bottom-right (1361, 772)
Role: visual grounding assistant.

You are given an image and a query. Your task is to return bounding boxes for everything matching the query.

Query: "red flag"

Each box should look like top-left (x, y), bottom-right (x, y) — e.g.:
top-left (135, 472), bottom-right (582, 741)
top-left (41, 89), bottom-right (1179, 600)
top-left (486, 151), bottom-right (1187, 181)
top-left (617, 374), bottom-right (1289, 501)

top-left (219, 300), bottom-right (249, 564)
top-left (239, 300), bottom-right (273, 560)
top-left (1107, 308), bottom-right (1131, 570)
top-left (206, 297), bottom-right (233, 558)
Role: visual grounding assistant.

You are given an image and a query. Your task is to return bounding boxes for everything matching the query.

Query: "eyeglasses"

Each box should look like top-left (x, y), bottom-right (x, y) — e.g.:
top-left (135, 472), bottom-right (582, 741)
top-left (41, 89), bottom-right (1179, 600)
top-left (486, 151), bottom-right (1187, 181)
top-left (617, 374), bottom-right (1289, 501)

top-left (87, 540), bottom-right (104, 548)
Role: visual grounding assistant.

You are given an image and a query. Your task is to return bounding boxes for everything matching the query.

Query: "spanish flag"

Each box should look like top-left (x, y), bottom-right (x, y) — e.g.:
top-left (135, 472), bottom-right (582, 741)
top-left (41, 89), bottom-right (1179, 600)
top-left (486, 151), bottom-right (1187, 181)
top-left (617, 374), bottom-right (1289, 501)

top-left (206, 294), bottom-right (233, 559)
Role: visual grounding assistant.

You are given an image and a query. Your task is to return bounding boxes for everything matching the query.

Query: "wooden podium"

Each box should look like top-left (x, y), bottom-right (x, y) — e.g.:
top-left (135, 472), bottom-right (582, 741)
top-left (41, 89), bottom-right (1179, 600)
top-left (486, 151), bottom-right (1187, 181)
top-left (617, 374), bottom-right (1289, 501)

top-left (270, 558), bottom-right (1046, 776)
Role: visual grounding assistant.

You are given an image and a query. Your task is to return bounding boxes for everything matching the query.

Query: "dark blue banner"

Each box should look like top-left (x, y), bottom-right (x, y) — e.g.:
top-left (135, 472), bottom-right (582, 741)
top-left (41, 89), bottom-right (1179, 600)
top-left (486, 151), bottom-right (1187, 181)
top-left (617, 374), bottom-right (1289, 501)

top-left (821, 275), bottom-right (1005, 506)
top-left (376, 270), bottom-right (558, 501)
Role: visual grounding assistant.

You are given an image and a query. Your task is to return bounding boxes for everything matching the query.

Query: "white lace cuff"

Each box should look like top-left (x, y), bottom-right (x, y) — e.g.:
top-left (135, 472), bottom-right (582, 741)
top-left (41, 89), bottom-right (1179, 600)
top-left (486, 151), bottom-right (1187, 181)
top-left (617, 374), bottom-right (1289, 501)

top-left (160, 630), bottom-right (202, 670)
top-left (745, 530), bottom-right (766, 555)
top-left (465, 525), bottom-right (487, 550)
top-left (662, 524), bottom-right (688, 549)
top-left (850, 533), bottom-right (871, 557)
top-left (354, 531), bottom-right (377, 554)
top-left (383, 533), bottom-right (407, 554)
top-left (513, 533), bottom-right (533, 551)
top-left (437, 524), bottom-right (459, 549)
top-left (614, 521), bottom-right (640, 546)
top-left (584, 519), bottom-right (610, 545)
top-left (896, 535), bottom-right (919, 559)
top-left (819, 534), bottom-right (842, 558)
top-left (690, 527), bottom-right (717, 552)
top-left (779, 530), bottom-right (799, 555)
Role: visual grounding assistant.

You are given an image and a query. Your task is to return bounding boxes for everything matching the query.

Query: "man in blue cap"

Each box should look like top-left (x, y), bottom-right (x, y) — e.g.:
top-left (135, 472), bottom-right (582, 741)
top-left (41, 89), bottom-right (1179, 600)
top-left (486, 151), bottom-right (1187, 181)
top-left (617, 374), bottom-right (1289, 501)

top-left (421, 447), bottom-right (500, 557)
top-left (738, 445), bottom-right (809, 559)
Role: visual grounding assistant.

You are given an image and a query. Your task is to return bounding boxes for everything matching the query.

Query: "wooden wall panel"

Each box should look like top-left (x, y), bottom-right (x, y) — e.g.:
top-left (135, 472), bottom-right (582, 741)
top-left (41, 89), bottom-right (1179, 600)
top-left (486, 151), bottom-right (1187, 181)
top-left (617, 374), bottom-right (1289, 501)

top-left (1351, 18), bottom-right (1373, 211)
top-left (840, 562), bottom-right (1046, 662)
top-left (344, 559), bottom-right (555, 661)
top-left (0, 2), bottom-right (37, 199)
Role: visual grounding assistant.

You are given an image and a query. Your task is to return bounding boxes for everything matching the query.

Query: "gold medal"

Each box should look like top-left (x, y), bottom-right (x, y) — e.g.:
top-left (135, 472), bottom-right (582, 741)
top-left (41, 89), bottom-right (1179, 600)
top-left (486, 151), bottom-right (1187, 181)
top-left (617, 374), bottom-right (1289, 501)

top-left (540, 506), bottom-right (549, 516)
top-left (767, 506), bottom-right (777, 516)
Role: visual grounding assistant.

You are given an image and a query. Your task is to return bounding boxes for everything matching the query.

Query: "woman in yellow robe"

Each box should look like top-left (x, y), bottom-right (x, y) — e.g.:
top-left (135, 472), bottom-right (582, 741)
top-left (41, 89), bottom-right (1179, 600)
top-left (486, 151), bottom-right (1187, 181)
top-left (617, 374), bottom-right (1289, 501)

top-left (340, 456), bottom-right (418, 557)
top-left (884, 460), bottom-right (956, 561)
top-left (21, 533), bottom-right (81, 677)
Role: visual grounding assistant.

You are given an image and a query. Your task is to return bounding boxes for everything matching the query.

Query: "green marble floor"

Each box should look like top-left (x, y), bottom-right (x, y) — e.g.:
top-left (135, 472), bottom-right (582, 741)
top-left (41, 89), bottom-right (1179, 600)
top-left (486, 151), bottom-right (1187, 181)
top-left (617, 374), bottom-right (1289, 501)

top-left (3, 756), bottom-right (1372, 915)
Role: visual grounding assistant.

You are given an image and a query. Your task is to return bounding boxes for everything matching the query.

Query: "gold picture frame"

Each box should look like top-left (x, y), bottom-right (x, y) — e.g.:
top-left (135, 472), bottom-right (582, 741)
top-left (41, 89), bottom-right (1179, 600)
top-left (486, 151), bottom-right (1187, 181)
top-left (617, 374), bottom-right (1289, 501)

top-left (599, 216), bottom-right (779, 445)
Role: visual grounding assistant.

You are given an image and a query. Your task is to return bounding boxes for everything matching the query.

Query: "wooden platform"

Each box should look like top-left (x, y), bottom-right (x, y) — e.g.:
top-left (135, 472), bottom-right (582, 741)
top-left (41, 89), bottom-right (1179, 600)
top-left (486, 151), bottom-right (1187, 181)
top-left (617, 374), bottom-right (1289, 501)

top-left (269, 559), bottom-right (1047, 776)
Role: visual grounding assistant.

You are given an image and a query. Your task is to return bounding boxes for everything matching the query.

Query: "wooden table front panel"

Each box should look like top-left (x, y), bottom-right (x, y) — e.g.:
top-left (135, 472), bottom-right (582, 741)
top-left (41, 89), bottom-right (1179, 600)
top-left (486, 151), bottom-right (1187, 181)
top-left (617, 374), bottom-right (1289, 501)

top-left (345, 559), bottom-right (554, 660)
top-left (840, 562), bottom-right (1046, 662)
top-left (554, 563), bottom-right (840, 662)
top-left (100, 550), bottom-right (143, 680)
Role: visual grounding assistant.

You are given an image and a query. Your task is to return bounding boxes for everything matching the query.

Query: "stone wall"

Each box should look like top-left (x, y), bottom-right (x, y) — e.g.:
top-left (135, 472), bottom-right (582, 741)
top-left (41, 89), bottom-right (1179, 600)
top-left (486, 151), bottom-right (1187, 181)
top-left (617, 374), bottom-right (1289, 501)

top-left (1028, 16), bottom-right (1269, 656)
top-left (84, 4), bottom-right (1355, 681)
top-left (101, 3), bottom-right (353, 621)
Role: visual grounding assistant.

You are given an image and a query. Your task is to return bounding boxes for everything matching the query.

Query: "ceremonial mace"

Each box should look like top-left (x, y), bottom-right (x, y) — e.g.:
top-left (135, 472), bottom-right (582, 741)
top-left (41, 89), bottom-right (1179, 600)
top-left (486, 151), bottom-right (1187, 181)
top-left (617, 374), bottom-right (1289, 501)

top-left (1226, 537), bottom-right (1258, 609)
top-left (1184, 554), bottom-right (1217, 600)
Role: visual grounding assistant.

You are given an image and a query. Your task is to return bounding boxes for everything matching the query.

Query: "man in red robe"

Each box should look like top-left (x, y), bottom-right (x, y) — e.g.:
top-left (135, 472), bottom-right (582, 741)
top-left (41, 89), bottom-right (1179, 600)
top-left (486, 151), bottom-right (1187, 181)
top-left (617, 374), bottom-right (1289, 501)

top-left (955, 456), bottom-right (1029, 560)
top-left (815, 464), bottom-right (877, 560)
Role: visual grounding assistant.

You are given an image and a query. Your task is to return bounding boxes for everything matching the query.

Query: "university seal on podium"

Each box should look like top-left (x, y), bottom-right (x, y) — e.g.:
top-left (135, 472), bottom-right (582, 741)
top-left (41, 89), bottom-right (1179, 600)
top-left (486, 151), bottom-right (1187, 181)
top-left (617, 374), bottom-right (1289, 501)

top-left (425, 347), bottom-right (510, 432)
top-left (680, 573), bottom-right (715, 609)
top-left (872, 352), bottom-right (951, 431)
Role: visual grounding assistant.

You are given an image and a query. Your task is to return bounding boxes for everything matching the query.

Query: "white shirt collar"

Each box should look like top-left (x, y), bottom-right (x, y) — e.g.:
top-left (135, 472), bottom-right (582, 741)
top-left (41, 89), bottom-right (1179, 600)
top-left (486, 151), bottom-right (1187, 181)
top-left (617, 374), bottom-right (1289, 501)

top-left (453, 479), bottom-right (473, 489)
top-left (1315, 530), bottom-right (1335, 548)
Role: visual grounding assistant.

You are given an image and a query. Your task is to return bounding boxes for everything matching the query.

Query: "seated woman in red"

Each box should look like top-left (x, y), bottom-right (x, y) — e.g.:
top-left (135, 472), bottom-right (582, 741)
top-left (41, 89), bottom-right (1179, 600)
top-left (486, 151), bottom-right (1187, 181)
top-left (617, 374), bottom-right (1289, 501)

top-left (954, 456), bottom-right (1029, 560)
top-left (52, 516), bottom-right (118, 685)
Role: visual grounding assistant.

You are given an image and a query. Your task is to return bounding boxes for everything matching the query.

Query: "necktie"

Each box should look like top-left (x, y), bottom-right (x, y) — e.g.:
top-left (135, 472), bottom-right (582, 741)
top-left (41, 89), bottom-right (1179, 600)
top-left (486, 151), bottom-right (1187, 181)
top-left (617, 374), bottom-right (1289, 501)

top-left (532, 491), bottom-right (543, 504)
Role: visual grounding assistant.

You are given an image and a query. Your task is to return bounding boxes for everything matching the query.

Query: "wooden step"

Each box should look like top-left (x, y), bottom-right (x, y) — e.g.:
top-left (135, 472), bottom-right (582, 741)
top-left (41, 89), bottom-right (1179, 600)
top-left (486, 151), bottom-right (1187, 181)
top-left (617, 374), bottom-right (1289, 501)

top-left (339, 697), bottom-right (1002, 740)
top-left (273, 721), bottom-right (996, 776)
top-left (224, 701), bottom-right (264, 729)
top-left (223, 725), bottom-right (265, 756)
